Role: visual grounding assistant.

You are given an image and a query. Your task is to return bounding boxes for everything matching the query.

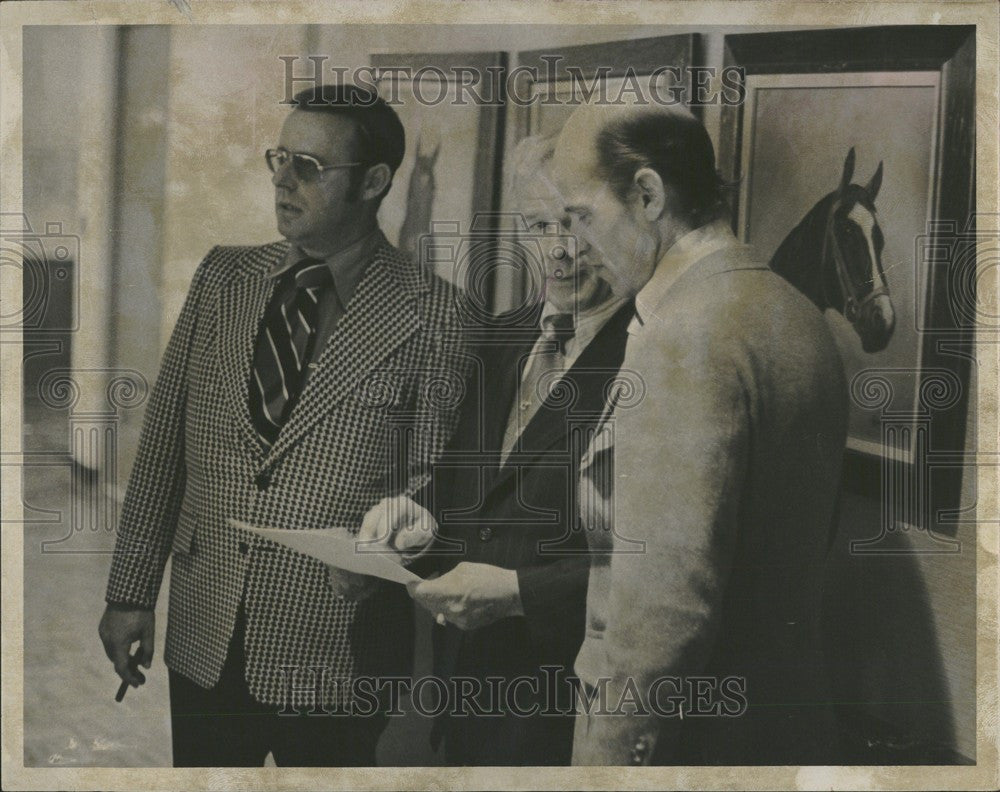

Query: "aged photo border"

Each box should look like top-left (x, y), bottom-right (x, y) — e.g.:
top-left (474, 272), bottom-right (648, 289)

top-left (1, 1), bottom-right (997, 790)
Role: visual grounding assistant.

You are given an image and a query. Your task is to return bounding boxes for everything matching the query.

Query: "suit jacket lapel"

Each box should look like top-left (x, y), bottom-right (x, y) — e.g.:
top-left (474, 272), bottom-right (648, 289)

top-left (216, 242), bottom-right (288, 458)
top-left (488, 301), bottom-right (633, 494)
top-left (264, 240), bottom-right (425, 465)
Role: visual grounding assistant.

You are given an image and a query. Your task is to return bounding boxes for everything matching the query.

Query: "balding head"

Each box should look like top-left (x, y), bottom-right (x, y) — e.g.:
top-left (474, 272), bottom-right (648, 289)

top-left (551, 98), bottom-right (721, 297)
top-left (551, 100), bottom-right (611, 187)
top-left (556, 101), bottom-right (723, 226)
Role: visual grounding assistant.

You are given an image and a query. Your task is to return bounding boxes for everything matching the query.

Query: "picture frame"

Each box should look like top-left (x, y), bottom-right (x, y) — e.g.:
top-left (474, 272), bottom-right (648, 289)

top-left (371, 51), bottom-right (507, 306)
top-left (719, 25), bottom-right (976, 542)
top-left (515, 33), bottom-right (701, 140)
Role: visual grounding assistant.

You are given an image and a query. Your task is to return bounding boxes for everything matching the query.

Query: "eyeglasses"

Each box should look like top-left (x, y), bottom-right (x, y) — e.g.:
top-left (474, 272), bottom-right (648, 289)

top-left (265, 147), bottom-right (363, 182)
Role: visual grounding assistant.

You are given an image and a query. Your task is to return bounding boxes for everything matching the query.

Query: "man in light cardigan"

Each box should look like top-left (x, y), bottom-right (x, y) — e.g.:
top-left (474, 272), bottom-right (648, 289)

top-left (552, 99), bottom-right (848, 765)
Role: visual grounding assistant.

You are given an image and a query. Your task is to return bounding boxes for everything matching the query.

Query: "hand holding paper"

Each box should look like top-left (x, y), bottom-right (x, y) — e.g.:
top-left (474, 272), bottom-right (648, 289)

top-left (228, 519), bottom-right (421, 586)
top-left (358, 495), bottom-right (437, 556)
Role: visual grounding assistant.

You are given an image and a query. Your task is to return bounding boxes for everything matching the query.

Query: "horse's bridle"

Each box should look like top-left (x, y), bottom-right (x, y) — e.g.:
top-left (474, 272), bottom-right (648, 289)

top-left (822, 201), bottom-right (889, 324)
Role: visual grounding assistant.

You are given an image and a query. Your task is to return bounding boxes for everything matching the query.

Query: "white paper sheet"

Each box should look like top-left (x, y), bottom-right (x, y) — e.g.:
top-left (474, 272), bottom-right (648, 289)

top-left (228, 518), bottom-right (420, 585)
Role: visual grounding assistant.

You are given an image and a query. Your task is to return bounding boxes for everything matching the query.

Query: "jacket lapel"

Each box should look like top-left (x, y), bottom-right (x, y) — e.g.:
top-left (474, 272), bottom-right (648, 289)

top-left (216, 242), bottom-right (288, 458)
top-left (263, 240), bottom-right (426, 466)
top-left (487, 300), bottom-right (633, 494)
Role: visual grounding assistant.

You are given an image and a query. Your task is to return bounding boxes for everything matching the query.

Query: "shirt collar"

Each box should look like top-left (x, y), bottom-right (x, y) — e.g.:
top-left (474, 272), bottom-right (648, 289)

top-left (540, 295), bottom-right (630, 352)
top-left (271, 228), bottom-right (384, 306)
top-left (631, 218), bottom-right (737, 333)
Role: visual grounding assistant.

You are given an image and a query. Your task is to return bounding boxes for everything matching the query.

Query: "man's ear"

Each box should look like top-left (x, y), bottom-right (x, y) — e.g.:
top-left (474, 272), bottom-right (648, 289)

top-left (633, 167), bottom-right (666, 221)
top-left (360, 163), bottom-right (392, 201)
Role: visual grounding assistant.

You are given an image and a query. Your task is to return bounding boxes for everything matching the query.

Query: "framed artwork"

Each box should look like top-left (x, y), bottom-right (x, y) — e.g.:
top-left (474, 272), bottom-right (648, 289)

top-left (719, 26), bottom-right (976, 540)
top-left (515, 33), bottom-right (700, 139)
top-left (371, 51), bottom-right (507, 306)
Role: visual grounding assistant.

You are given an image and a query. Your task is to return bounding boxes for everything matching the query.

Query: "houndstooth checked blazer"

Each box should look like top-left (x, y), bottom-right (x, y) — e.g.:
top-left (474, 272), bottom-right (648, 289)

top-left (105, 237), bottom-right (469, 710)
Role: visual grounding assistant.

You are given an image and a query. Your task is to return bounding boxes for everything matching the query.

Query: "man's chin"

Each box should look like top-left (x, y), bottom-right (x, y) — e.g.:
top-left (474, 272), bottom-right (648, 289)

top-left (576, 276), bottom-right (615, 308)
top-left (595, 274), bottom-right (633, 300)
top-left (276, 216), bottom-right (301, 241)
top-left (545, 282), bottom-right (576, 308)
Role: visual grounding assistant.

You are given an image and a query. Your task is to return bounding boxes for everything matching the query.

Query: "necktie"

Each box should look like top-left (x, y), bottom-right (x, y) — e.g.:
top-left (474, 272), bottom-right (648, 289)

top-left (500, 313), bottom-right (575, 465)
top-left (249, 258), bottom-right (333, 445)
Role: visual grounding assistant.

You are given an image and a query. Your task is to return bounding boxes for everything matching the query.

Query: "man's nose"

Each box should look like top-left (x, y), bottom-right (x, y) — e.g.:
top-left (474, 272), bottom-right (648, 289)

top-left (566, 223), bottom-right (590, 255)
top-left (271, 159), bottom-right (297, 190)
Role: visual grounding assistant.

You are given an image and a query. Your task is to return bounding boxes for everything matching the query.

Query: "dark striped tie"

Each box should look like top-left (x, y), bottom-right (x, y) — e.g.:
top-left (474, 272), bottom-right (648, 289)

top-left (249, 258), bottom-right (332, 445)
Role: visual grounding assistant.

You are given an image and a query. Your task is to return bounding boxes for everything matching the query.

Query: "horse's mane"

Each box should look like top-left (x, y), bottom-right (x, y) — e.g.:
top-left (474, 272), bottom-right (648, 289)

top-left (769, 191), bottom-right (837, 309)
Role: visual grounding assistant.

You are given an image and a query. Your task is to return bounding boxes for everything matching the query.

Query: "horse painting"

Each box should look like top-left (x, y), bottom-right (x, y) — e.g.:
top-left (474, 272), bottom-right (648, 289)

top-left (397, 126), bottom-right (441, 259)
top-left (768, 148), bottom-right (895, 353)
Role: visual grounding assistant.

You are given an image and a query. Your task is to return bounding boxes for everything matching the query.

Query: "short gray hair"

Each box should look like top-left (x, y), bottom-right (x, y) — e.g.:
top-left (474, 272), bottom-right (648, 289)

top-left (507, 133), bottom-right (558, 198)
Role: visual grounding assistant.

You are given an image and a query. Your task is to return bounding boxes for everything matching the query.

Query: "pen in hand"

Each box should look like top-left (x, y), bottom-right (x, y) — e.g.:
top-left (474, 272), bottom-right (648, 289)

top-left (115, 652), bottom-right (142, 703)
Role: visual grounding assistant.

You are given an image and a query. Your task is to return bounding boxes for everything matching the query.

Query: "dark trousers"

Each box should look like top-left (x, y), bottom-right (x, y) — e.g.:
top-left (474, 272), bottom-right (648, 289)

top-left (169, 604), bottom-right (387, 767)
top-left (435, 625), bottom-right (577, 766)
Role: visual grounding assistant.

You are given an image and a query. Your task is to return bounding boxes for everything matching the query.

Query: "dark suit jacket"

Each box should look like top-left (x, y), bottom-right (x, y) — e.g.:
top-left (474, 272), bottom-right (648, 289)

top-left (421, 302), bottom-right (633, 747)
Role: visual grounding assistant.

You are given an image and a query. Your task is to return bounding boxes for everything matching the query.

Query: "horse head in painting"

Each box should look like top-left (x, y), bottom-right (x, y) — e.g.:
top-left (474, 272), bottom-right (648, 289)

top-left (770, 148), bottom-right (894, 353)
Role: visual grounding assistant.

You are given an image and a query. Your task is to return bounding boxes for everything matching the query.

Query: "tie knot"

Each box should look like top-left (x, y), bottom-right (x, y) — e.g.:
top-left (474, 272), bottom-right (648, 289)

top-left (291, 258), bottom-right (333, 292)
top-left (543, 313), bottom-right (575, 347)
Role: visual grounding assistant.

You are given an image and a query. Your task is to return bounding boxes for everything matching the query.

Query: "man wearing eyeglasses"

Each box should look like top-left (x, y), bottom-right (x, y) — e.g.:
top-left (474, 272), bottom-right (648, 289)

top-left (98, 83), bottom-right (467, 766)
top-left (358, 135), bottom-right (634, 766)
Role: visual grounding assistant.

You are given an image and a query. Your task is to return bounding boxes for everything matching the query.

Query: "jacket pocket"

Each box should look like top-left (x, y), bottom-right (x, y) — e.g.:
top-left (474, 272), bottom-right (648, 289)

top-left (171, 502), bottom-right (198, 556)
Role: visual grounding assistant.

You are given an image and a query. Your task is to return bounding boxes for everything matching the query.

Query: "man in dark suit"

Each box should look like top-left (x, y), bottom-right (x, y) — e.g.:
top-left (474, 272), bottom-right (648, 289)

top-left (359, 135), bottom-right (632, 765)
top-left (98, 84), bottom-right (467, 766)
top-left (552, 99), bottom-right (848, 765)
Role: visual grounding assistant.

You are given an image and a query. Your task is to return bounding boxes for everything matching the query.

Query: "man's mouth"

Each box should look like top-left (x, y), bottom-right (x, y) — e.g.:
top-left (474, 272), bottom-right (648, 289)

top-left (276, 201), bottom-right (302, 215)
